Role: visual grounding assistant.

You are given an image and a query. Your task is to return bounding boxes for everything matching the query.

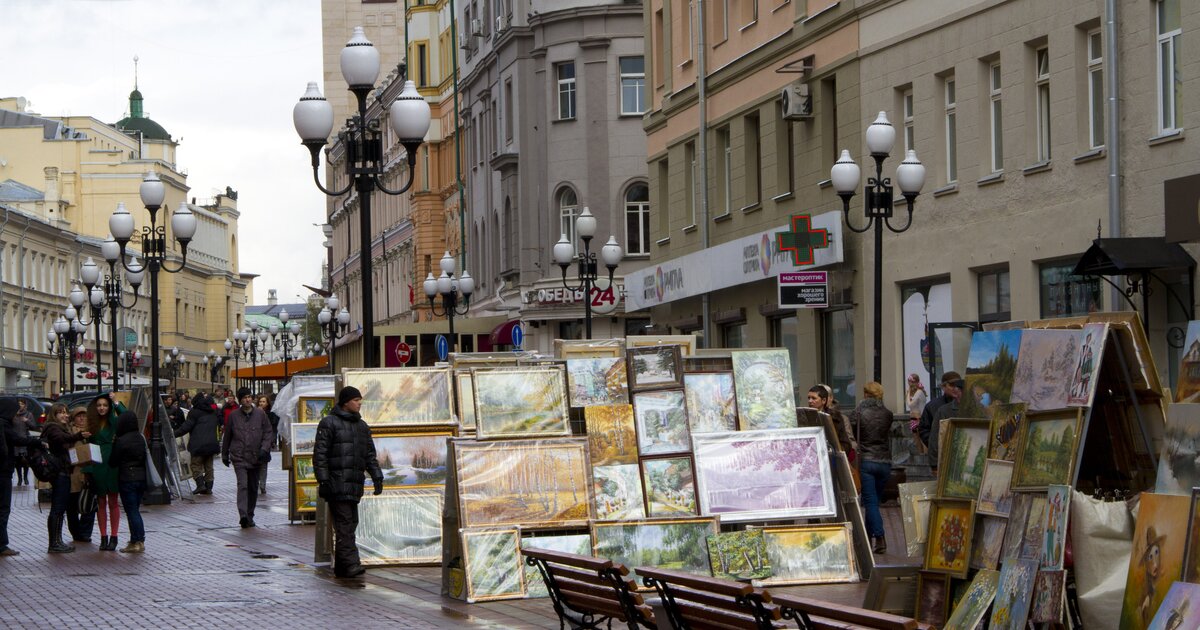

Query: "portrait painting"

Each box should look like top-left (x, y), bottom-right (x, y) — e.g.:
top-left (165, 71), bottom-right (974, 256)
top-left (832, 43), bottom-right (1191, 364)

top-left (461, 528), bottom-right (525, 602)
top-left (936, 419), bottom-right (990, 500)
top-left (592, 518), bottom-right (719, 586)
top-left (1042, 484), bottom-right (1071, 570)
top-left (1012, 409), bottom-right (1084, 490)
top-left (627, 345), bottom-right (684, 391)
top-left (899, 480), bottom-right (937, 557)
top-left (731, 349), bottom-right (797, 430)
top-left (593, 464), bottom-right (646, 520)
top-left (584, 404), bottom-right (638, 466)
top-left (988, 402), bottom-right (1027, 462)
top-left (707, 529), bottom-right (771, 581)
top-left (752, 523), bottom-right (857, 587)
top-left (915, 571), bottom-right (951, 628)
top-left (356, 489), bottom-right (444, 566)
top-left (1147, 581), bottom-right (1200, 630)
top-left (941, 568), bottom-right (999, 630)
top-left (455, 370), bottom-right (476, 429)
top-left (977, 459), bottom-right (1015, 517)
top-left (372, 431), bottom-right (451, 488)
top-left (990, 557), bottom-right (1038, 630)
top-left (297, 396), bottom-right (335, 423)
top-left (343, 367), bottom-right (455, 424)
top-left (1183, 487), bottom-right (1200, 583)
top-left (291, 423), bottom-right (318, 455)
top-left (473, 367), bottom-right (571, 439)
top-left (923, 498), bottom-right (976, 578)
top-left (632, 390), bottom-right (691, 456)
top-left (1066, 322), bottom-right (1108, 407)
top-left (1030, 570), bottom-right (1066, 623)
top-left (641, 456), bottom-right (697, 516)
top-left (959, 329), bottom-right (1023, 419)
top-left (1010, 329), bottom-right (1083, 411)
top-left (1154, 403), bottom-right (1200, 496)
top-left (682, 372), bottom-right (738, 433)
top-left (566, 357), bottom-right (629, 407)
top-left (970, 515), bottom-right (1007, 571)
top-left (520, 533), bottom-right (592, 598)
top-left (455, 439), bottom-right (593, 529)
top-left (1120, 493), bottom-right (1189, 630)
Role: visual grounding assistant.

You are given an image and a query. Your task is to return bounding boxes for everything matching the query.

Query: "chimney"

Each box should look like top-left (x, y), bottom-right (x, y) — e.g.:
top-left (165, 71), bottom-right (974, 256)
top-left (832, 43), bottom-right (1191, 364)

top-left (43, 167), bottom-right (60, 212)
top-left (268, 289), bottom-right (278, 306)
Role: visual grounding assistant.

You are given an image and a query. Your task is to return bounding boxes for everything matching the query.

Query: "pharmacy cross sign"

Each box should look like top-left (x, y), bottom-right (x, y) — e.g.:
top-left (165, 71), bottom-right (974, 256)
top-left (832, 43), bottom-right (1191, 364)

top-left (776, 214), bottom-right (829, 266)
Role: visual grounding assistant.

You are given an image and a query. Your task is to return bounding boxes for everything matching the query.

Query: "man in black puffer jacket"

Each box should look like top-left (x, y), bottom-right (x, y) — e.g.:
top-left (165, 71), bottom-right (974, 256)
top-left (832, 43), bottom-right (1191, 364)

top-left (314, 386), bottom-right (383, 578)
top-left (174, 393), bottom-right (221, 495)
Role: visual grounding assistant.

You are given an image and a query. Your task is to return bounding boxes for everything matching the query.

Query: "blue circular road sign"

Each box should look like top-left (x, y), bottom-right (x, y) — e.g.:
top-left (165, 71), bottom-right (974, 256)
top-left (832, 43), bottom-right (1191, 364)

top-left (435, 334), bottom-right (449, 361)
top-left (511, 324), bottom-right (524, 349)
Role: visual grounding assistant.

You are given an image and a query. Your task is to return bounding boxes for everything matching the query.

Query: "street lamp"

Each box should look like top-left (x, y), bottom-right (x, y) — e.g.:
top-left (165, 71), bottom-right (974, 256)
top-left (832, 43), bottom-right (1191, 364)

top-left (830, 111), bottom-right (926, 383)
top-left (237, 322), bottom-right (270, 395)
top-left (162, 346), bottom-right (184, 392)
top-left (47, 317), bottom-right (85, 394)
top-left (270, 309), bottom-right (303, 384)
top-left (317, 293), bottom-right (351, 375)
top-left (552, 207), bottom-right (623, 340)
top-left (294, 26), bottom-right (432, 368)
top-left (423, 252), bottom-right (474, 353)
top-left (120, 349), bottom-right (142, 390)
top-left (58, 307), bottom-right (89, 392)
top-left (69, 282), bottom-right (109, 393)
top-left (202, 349), bottom-right (225, 393)
top-left (82, 245), bottom-right (144, 392)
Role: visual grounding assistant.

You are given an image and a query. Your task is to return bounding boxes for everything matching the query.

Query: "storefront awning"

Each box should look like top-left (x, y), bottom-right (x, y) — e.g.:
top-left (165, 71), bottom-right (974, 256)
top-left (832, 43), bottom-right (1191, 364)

top-left (1072, 237), bottom-right (1195, 276)
top-left (231, 355), bottom-right (329, 380)
top-left (490, 319), bottom-right (522, 346)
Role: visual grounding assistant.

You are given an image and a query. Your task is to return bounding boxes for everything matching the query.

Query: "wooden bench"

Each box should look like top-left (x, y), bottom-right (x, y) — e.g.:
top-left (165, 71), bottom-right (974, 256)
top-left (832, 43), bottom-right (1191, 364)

top-left (771, 593), bottom-right (926, 630)
top-left (522, 547), bottom-right (657, 630)
top-left (636, 566), bottom-right (782, 630)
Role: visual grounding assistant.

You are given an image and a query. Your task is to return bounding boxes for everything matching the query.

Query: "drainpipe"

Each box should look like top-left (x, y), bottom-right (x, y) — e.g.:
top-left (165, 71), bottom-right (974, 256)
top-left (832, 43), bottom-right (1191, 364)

top-left (1105, 0), bottom-right (1121, 308)
top-left (697, 0), bottom-right (711, 346)
top-left (0, 207), bottom-right (11, 363)
top-left (16, 214), bottom-right (32, 366)
top-left (450, 0), bottom-right (467, 272)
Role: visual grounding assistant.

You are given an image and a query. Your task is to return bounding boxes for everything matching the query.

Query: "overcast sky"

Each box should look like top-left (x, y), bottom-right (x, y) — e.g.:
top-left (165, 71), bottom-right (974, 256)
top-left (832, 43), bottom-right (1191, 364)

top-left (1, 0), bottom-right (329, 307)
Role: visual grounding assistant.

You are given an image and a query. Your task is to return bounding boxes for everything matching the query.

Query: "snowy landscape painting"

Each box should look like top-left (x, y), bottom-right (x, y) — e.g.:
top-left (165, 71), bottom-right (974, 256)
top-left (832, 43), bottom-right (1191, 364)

top-left (1010, 330), bottom-right (1083, 411)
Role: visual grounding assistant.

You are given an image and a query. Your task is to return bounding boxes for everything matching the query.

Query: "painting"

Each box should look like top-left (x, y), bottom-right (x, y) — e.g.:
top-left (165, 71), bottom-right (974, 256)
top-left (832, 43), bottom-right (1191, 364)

top-left (631, 390), bottom-right (691, 456)
top-left (297, 396), bottom-right (335, 423)
top-left (356, 489), bottom-right (444, 566)
top-left (291, 423), bottom-right (318, 455)
top-left (707, 530), bottom-right (771, 581)
top-left (293, 455), bottom-right (315, 483)
top-left (1120, 493), bottom-right (1190, 630)
top-left (626, 335), bottom-right (697, 356)
top-left (520, 533), bottom-right (592, 598)
top-left (923, 498), bottom-right (975, 578)
top-left (988, 402), bottom-right (1027, 462)
top-left (343, 367), bottom-right (455, 424)
top-left (1177, 321), bottom-right (1200, 402)
top-left (1012, 409), bottom-right (1084, 490)
top-left (641, 456), bottom-right (697, 516)
top-left (1001, 492), bottom-right (1034, 562)
top-left (731, 349), bottom-right (797, 430)
top-left (752, 523), bottom-right (857, 586)
top-left (990, 557), bottom-right (1038, 630)
top-left (593, 464), bottom-right (646, 520)
top-left (295, 483), bottom-right (318, 512)
top-left (373, 431), bottom-right (451, 488)
top-left (1147, 581), bottom-right (1200, 629)
top-left (584, 404), bottom-right (638, 466)
top-left (1010, 329), bottom-right (1082, 411)
top-left (682, 372), bottom-right (738, 433)
top-left (1067, 323), bottom-right (1108, 407)
top-left (1019, 493), bottom-right (1049, 563)
top-left (959, 329), bottom-right (1023, 419)
top-left (899, 480), bottom-right (937, 557)
top-left (1030, 570), bottom-right (1066, 623)
top-left (977, 459), bottom-right (1015, 517)
top-left (969, 515), bottom-right (1007, 571)
top-left (1042, 484), bottom-right (1071, 570)
top-left (692, 428), bottom-right (836, 522)
top-left (566, 357), bottom-right (629, 407)
top-left (941, 568), bottom-right (999, 630)
top-left (454, 370), bottom-right (476, 429)
top-left (455, 439), bottom-right (593, 529)
top-left (1155, 403), bottom-right (1200, 496)
top-left (1184, 488), bottom-right (1200, 582)
top-left (555, 338), bottom-right (624, 360)
top-left (592, 518), bottom-right (719, 586)
top-left (627, 345), bottom-right (684, 391)
top-left (915, 571), bottom-right (951, 628)
top-left (936, 419), bottom-right (990, 500)
top-left (473, 367), bottom-right (571, 439)
top-left (461, 528), bottom-right (525, 602)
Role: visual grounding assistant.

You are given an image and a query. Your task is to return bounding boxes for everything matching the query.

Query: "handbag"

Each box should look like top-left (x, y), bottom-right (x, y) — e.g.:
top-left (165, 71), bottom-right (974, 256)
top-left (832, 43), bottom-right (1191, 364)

top-left (78, 476), bottom-right (99, 515)
top-left (29, 448), bottom-right (62, 483)
top-left (143, 436), bottom-right (164, 490)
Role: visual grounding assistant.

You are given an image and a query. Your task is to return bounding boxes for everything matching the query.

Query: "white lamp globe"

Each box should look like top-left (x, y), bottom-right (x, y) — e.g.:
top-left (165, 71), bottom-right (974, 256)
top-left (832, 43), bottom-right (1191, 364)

top-left (293, 82), bottom-right (335, 143)
top-left (830, 150), bottom-right (861, 194)
top-left (896, 149), bottom-right (927, 195)
top-left (865, 111), bottom-right (896, 156)
top-left (389, 81), bottom-right (433, 141)
top-left (340, 26), bottom-right (381, 88)
top-left (140, 172), bottom-right (166, 208)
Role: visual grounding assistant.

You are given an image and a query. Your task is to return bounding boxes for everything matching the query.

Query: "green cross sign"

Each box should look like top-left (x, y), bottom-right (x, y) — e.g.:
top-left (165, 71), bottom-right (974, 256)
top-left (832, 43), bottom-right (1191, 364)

top-left (776, 214), bottom-right (829, 266)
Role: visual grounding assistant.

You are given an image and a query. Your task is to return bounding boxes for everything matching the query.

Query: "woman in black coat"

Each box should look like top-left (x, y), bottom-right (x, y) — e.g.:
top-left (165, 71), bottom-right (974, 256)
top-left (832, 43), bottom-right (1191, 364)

top-left (106, 411), bottom-right (147, 553)
top-left (174, 394), bottom-right (221, 495)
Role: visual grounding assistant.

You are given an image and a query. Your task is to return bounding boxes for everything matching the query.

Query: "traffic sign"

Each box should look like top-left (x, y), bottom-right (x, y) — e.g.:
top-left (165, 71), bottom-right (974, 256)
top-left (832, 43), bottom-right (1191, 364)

top-left (778, 271), bottom-right (828, 309)
top-left (395, 342), bottom-right (412, 365)
top-left (435, 335), bottom-right (449, 361)
top-left (117, 327), bottom-right (138, 350)
top-left (590, 278), bottom-right (621, 315)
top-left (511, 324), bottom-right (524, 349)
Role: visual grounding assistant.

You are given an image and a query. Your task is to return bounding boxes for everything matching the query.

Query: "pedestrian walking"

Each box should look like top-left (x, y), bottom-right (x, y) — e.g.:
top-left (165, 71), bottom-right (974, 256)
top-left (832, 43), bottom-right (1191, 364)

top-left (848, 381), bottom-right (895, 554)
top-left (917, 371), bottom-right (962, 475)
top-left (256, 394), bottom-right (279, 495)
top-left (66, 405), bottom-right (96, 544)
top-left (174, 393), bottom-right (221, 495)
top-left (906, 374), bottom-right (928, 453)
top-left (221, 388), bottom-right (273, 528)
top-left (107, 411), bottom-right (148, 553)
top-left (85, 394), bottom-right (122, 551)
top-left (40, 403), bottom-right (90, 553)
top-left (0, 398), bottom-right (43, 556)
top-left (314, 386), bottom-right (383, 578)
top-left (12, 399), bottom-right (40, 486)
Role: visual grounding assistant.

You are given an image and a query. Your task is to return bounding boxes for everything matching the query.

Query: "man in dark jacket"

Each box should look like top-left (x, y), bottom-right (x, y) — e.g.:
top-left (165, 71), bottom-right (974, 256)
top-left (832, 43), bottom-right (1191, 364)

top-left (0, 398), bottom-right (43, 556)
top-left (925, 373), bottom-right (965, 473)
top-left (314, 386), bottom-right (383, 578)
top-left (221, 388), bottom-right (274, 528)
top-left (917, 370), bottom-right (962, 472)
top-left (175, 393), bottom-right (221, 495)
top-left (107, 411), bottom-right (148, 553)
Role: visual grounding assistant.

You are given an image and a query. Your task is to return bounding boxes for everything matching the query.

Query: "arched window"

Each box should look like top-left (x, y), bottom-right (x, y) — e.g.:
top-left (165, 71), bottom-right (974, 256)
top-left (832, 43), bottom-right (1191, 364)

top-left (624, 183), bottom-right (650, 255)
top-left (558, 187), bottom-right (578, 250)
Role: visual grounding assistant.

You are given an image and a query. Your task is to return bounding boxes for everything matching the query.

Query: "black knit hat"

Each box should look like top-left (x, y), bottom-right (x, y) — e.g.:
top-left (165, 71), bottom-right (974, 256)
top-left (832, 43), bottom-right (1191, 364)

top-left (236, 387), bottom-right (253, 400)
top-left (337, 386), bottom-right (363, 407)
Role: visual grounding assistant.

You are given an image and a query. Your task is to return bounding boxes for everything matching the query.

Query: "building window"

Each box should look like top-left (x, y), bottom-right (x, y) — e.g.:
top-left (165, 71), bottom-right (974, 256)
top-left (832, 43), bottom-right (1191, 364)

top-left (718, 0), bottom-right (729, 42)
top-left (717, 125), bottom-right (732, 214)
top-left (686, 141), bottom-right (697, 226)
top-left (625, 183), bottom-right (650, 255)
top-left (745, 113), bottom-right (761, 206)
top-left (557, 62), bottom-right (576, 120)
top-left (722, 322), bottom-right (746, 348)
top-left (620, 56), bottom-right (645, 115)
top-left (1087, 30), bottom-right (1104, 148)
top-left (416, 43), bottom-right (429, 87)
top-left (504, 79), bottom-right (514, 142)
top-left (558, 188), bottom-right (579, 250)
top-left (902, 88), bottom-right (915, 154)
top-left (822, 308), bottom-right (856, 408)
top-left (686, 1), bottom-right (695, 60)
top-left (654, 9), bottom-right (666, 86)
top-left (1039, 261), bottom-right (1102, 318)
top-left (944, 77), bottom-right (957, 183)
top-left (1035, 46), bottom-right (1051, 162)
top-left (741, 0), bottom-right (758, 26)
top-left (657, 158), bottom-right (670, 235)
top-left (1158, 0), bottom-right (1182, 133)
top-left (989, 62), bottom-right (1003, 172)
top-left (776, 104), bottom-right (795, 196)
top-left (977, 268), bottom-right (1011, 323)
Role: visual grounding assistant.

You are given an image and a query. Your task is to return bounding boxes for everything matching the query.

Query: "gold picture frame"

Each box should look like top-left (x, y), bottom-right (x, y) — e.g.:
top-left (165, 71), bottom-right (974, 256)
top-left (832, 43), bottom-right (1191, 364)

top-left (626, 335), bottom-right (697, 356)
top-left (455, 438), bottom-right (593, 529)
top-left (341, 367), bottom-right (456, 425)
top-left (1011, 408), bottom-right (1084, 491)
top-left (461, 527), bottom-right (526, 602)
top-left (923, 498), bottom-right (976, 578)
top-left (296, 396), bottom-right (335, 424)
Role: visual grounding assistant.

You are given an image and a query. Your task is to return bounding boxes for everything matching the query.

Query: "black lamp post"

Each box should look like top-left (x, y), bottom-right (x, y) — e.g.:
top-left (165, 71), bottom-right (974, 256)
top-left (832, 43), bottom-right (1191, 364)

top-left (67, 288), bottom-right (107, 394)
top-left (318, 294), bottom-right (351, 375)
top-left (238, 323), bottom-right (269, 395)
top-left (120, 349), bottom-right (142, 390)
top-left (202, 349), bottom-right (225, 393)
top-left (423, 252), bottom-right (474, 353)
top-left (80, 248), bottom-right (144, 392)
top-left (552, 207), bottom-right (623, 340)
top-left (57, 309), bottom-right (88, 392)
top-left (830, 112), bottom-right (926, 384)
top-left (270, 310), bottom-right (302, 385)
top-left (47, 319), bottom-right (84, 394)
top-left (162, 346), bottom-right (184, 393)
top-left (293, 26), bottom-right (432, 369)
top-left (109, 171), bottom-right (198, 506)
top-left (224, 336), bottom-right (237, 394)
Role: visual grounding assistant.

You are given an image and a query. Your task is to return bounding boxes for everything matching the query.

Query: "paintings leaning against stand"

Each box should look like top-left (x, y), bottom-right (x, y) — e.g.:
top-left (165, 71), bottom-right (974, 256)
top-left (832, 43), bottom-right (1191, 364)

top-left (1120, 492), bottom-right (1189, 630)
top-left (1010, 329), bottom-right (1083, 411)
top-left (584, 404), bottom-right (638, 466)
top-left (473, 367), bottom-right (571, 439)
top-left (751, 523), bottom-right (858, 587)
top-left (632, 389), bottom-right (692, 456)
top-left (342, 367), bottom-right (455, 425)
top-left (566, 357), bottom-right (629, 407)
top-left (454, 439), bottom-right (593, 529)
top-left (960, 329), bottom-right (1023, 419)
top-left (372, 430), bottom-right (452, 488)
top-left (593, 464), bottom-right (646, 520)
top-left (988, 402), bottom-right (1027, 462)
top-left (682, 372), bottom-right (738, 433)
top-left (924, 498), bottom-right (976, 578)
top-left (1155, 403), bottom-right (1200, 496)
top-left (520, 533), bottom-right (592, 598)
top-left (899, 480), bottom-right (938, 557)
top-left (731, 349), bottom-right (797, 430)
top-left (297, 396), bottom-right (335, 423)
top-left (707, 529), bottom-right (772, 581)
top-left (1012, 409), bottom-right (1084, 491)
top-left (641, 456), bottom-right (698, 516)
top-left (461, 527), bottom-right (525, 602)
top-left (626, 345), bottom-right (684, 392)
top-left (356, 489), bottom-right (444, 566)
top-left (592, 517), bottom-right (720, 586)
top-left (942, 568), bottom-right (1000, 629)
top-left (936, 419), bottom-right (990, 501)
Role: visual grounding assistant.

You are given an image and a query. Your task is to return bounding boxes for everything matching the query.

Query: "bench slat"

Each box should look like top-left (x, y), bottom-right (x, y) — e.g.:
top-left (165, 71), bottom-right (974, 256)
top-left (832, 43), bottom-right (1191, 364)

top-left (772, 594), bottom-right (919, 630)
top-left (555, 576), bottom-right (646, 607)
top-left (637, 566), bottom-right (756, 598)
top-left (523, 547), bottom-right (620, 573)
top-left (664, 584), bottom-right (778, 618)
top-left (548, 564), bottom-right (638, 591)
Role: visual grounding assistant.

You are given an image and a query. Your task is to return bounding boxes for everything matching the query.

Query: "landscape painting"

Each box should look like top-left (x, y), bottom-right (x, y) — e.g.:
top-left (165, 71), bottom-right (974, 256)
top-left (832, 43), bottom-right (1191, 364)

top-left (592, 518), bottom-right (719, 586)
top-left (970, 515), bottom-right (1007, 570)
top-left (1010, 329), bottom-right (1083, 411)
top-left (343, 367), bottom-right (455, 424)
top-left (916, 571), bottom-right (951, 628)
top-left (924, 498), bottom-right (975, 578)
top-left (1001, 493), bottom-right (1033, 563)
top-left (683, 372), bottom-right (738, 433)
top-left (473, 368), bottom-right (571, 439)
top-left (990, 558), bottom-right (1038, 630)
top-left (296, 483), bottom-right (318, 512)
top-left (584, 404), bottom-right (638, 466)
top-left (707, 529), bottom-right (771, 581)
top-left (942, 569), bottom-right (1000, 630)
top-left (977, 459), bottom-right (1015, 517)
top-left (959, 330), bottom-right (1023, 419)
top-left (1030, 570), bottom-right (1066, 623)
top-left (373, 432), bottom-right (450, 488)
top-left (641, 456), bottom-right (697, 516)
top-left (293, 456), bottom-right (315, 483)
top-left (731, 349), bottom-right (797, 430)
top-left (593, 464), bottom-right (646, 520)
top-left (462, 528), bottom-right (525, 602)
top-left (988, 402), bottom-right (1027, 461)
top-left (1012, 409), bottom-right (1083, 490)
top-left (291, 424), bottom-right (318, 455)
top-left (455, 371), bottom-right (476, 429)
top-left (632, 390), bottom-right (691, 456)
top-left (356, 489), bottom-right (444, 566)
top-left (1177, 321), bottom-right (1200, 402)
top-left (627, 345), bottom-right (684, 391)
top-left (298, 396), bottom-right (335, 423)
top-left (456, 439), bottom-right (593, 528)
top-left (1120, 493), bottom-right (1189, 630)
top-left (692, 428), bottom-right (836, 522)
top-left (1066, 323), bottom-right (1108, 407)
top-left (520, 533), bottom-right (592, 598)
top-left (1019, 494), bottom-right (1049, 563)
top-left (937, 419), bottom-right (990, 500)
top-left (752, 523), bottom-right (857, 586)
top-left (566, 357), bottom-right (629, 407)
top-left (1155, 403), bottom-right (1200, 496)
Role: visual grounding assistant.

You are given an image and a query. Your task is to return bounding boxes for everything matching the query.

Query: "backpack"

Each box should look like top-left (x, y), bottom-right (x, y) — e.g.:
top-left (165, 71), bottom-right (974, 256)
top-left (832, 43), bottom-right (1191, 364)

top-left (28, 448), bottom-right (62, 483)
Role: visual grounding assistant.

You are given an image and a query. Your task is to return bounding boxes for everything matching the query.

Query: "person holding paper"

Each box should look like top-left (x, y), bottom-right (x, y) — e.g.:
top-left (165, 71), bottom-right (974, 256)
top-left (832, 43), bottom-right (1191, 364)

top-left (41, 403), bottom-right (90, 553)
top-left (66, 405), bottom-right (96, 543)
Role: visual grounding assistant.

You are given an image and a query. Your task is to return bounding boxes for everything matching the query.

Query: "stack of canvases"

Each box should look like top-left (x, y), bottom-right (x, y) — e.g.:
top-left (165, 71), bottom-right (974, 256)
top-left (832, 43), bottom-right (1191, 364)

top-left (289, 394), bottom-right (335, 520)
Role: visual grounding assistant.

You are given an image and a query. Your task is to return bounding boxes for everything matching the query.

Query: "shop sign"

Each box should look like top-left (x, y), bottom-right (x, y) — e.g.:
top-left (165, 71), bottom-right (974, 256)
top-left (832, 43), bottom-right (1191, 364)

top-left (533, 284), bottom-right (625, 308)
top-left (778, 271), bottom-right (828, 309)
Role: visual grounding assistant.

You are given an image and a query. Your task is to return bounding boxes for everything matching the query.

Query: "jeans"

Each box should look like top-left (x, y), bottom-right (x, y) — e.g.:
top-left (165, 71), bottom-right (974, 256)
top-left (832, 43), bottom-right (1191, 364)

top-left (49, 472), bottom-right (71, 520)
top-left (234, 466), bottom-right (261, 520)
top-left (119, 481), bottom-right (147, 543)
top-left (330, 500), bottom-right (361, 574)
top-left (0, 469), bottom-right (11, 549)
top-left (860, 460), bottom-right (891, 539)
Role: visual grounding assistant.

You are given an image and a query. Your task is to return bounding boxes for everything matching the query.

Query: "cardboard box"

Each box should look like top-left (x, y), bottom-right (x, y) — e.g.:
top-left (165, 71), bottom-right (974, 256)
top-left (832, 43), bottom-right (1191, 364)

top-left (69, 443), bottom-right (102, 466)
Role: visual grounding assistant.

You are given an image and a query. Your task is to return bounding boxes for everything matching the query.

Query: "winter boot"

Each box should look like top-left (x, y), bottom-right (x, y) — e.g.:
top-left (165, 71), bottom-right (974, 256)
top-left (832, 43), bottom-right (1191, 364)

top-left (119, 541), bottom-right (144, 554)
top-left (47, 515), bottom-right (75, 554)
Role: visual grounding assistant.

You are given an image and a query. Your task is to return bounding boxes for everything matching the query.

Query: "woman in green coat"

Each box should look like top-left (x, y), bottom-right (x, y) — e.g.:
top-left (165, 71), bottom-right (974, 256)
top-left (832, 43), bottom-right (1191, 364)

top-left (85, 395), bottom-right (121, 551)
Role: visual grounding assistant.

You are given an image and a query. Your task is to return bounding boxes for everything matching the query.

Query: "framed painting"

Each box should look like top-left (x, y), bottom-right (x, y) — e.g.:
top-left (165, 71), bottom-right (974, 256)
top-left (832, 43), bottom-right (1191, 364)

top-left (923, 498), bottom-right (975, 578)
top-left (296, 483), bottom-right (319, 513)
top-left (692, 428), bottom-right (836, 522)
top-left (1066, 322), bottom-right (1108, 407)
top-left (1121, 492), bottom-right (1190, 630)
top-left (566, 357), bottom-right (629, 407)
top-left (520, 533), bottom-right (593, 598)
top-left (1012, 408), bottom-right (1084, 490)
top-left (1147, 581), bottom-right (1200, 629)
top-left (342, 367), bottom-right (455, 425)
top-left (297, 396), bottom-right (335, 423)
top-left (473, 367), bottom-right (571, 440)
top-left (627, 345), bottom-right (684, 391)
top-left (1155, 403), bottom-right (1200, 495)
top-left (1042, 484), bottom-right (1071, 571)
top-left (448, 352), bottom-right (525, 368)
top-left (1090, 311), bottom-right (1161, 394)
top-left (959, 329), bottom-right (1023, 419)
top-left (731, 349), bottom-right (797, 430)
top-left (976, 459), bottom-right (1015, 517)
top-left (969, 515), bottom-right (1007, 571)
top-left (707, 529), bottom-right (771, 581)
top-left (861, 564), bottom-right (920, 617)
top-left (899, 480), bottom-right (938, 557)
top-left (682, 372), bottom-right (738, 433)
top-left (591, 517), bottom-right (719, 586)
top-left (454, 370), bottom-right (476, 430)
top-left (1010, 329), bottom-right (1083, 411)
top-left (291, 423), bottom-right (318, 455)
top-left (1030, 569), bottom-right (1066, 623)
top-left (1001, 492), bottom-right (1034, 562)
top-left (751, 523), bottom-right (858, 587)
top-left (455, 438), bottom-right (593, 529)
top-left (1018, 493), bottom-right (1049, 563)
top-left (935, 418), bottom-right (990, 500)
top-left (641, 456), bottom-right (697, 516)
top-left (555, 339), bottom-right (624, 360)
top-left (626, 335), bottom-right (697, 356)
top-left (915, 571), bottom-right (951, 628)
top-left (356, 489), bottom-right (444, 566)
top-left (990, 558), bottom-right (1038, 630)
top-left (988, 402), bottom-right (1027, 462)
top-left (631, 390), bottom-right (691, 456)
top-left (942, 568), bottom-right (999, 629)
top-left (1178, 322), bottom-right (1200, 402)
top-left (584, 404), bottom-right (638, 466)
top-left (461, 528), bottom-right (525, 602)
top-left (372, 430), bottom-right (452, 488)
top-left (293, 455), bottom-right (316, 483)
top-left (1184, 487), bottom-right (1200, 583)
top-left (593, 464), bottom-right (646, 520)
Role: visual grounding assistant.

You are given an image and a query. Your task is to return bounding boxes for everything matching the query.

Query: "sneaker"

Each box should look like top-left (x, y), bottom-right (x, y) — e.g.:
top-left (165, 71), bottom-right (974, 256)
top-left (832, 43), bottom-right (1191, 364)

top-left (0, 547), bottom-right (20, 557)
top-left (119, 541), bottom-right (144, 554)
top-left (48, 543), bottom-right (75, 554)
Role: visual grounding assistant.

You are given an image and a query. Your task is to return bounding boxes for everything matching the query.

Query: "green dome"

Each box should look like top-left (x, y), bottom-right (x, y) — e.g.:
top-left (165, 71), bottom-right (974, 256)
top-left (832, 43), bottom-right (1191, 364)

top-left (115, 115), bottom-right (171, 141)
